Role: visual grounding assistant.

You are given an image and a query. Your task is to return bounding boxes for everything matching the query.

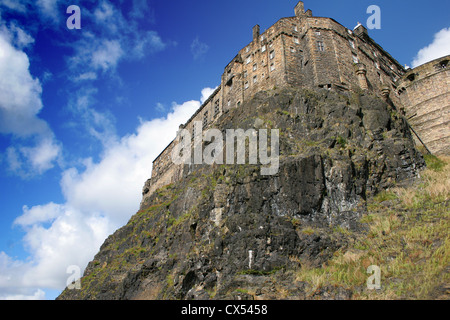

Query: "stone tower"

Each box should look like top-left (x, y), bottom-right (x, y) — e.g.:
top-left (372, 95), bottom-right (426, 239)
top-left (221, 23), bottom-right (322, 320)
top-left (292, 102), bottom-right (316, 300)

top-left (396, 55), bottom-right (450, 155)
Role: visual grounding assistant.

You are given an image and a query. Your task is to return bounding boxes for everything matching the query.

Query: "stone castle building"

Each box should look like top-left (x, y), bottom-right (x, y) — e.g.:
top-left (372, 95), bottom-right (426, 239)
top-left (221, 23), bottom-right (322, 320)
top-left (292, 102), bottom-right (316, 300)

top-left (142, 1), bottom-right (449, 201)
top-left (396, 55), bottom-right (449, 155)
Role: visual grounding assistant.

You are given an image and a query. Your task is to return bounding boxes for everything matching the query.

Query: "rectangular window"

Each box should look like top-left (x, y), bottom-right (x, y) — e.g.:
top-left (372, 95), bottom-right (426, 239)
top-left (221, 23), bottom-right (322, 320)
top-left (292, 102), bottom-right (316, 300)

top-left (261, 45), bottom-right (266, 53)
top-left (352, 54), bottom-right (358, 63)
top-left (374, 61), bottom-right (380, 69)
top-left (270, 63), bottom-right (275, 72)
top-left (253, 75), bottom-right (257, 84)
top-left (245, 81), bottom-right (249, 89)
top-left (294, 37), bottom-right (299, 44)
top-left (214, 100), bottom-right (220, 116)
top-left (349, 39), bottom-right (355, 49)
top-left (290, 47), bottom-right (295, 53)
top-left (227, 99), bottom-right (231, 107)
top-left (246, 47), bottom-right (249, 53)
top-left (317, 41), bottom-right (324, 52)
top-left (293, 25), bottom-right (298, 32)
top-left (203, 111), bottom-right (208, 128)
top-left (243, 70), bottom-right (248, 78)
top-left (253, 63), bottom-right (257, 71)
top-left (260, 35), bottom-right (265, 41)
top-left (269, 50), bottom-right (275, 60)
top-left (246, 56), bottom-right (251, 65)
top-left (315, 30), bottom-right (321, 36)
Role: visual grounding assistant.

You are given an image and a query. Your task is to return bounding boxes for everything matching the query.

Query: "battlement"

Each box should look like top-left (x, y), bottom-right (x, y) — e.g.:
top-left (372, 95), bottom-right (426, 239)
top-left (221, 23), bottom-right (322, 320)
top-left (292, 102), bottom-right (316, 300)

top-left (142, 2), bottom-right (446, 202)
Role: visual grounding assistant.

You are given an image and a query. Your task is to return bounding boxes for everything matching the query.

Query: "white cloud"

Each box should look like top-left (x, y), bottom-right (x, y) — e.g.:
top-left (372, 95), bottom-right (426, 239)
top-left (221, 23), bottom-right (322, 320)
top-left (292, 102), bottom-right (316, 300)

top-left (0, 0), bottom-right (28, 13)
top-left (61, 98), bottom-right (201, 225)
top-left (200, 87), bottom-right (218, 104)
top-left (74, 72), bottom-right (97, 82)
top-left (68, 2), bottom-right (172, 80)
top-left (36, 0), bottom-right (61, 20)
top-left (0, 23), bottom-right (61, 177)
top-left (6, 138), bottom-right (62, 176)
top-left (412, 27), bottom-right (450, 68)
top-left (14, 202), bottom-right (63, 227)
top-left (0, 30), bottom-right (44, 137)
top-left (191, 37), bottom-right (209, 60)
top-left (0, 91), bottom-right (205, 299)
top-left (3, 289), bottom-right (46, 300)
top-left (91, 39), bottom-right (124, 72)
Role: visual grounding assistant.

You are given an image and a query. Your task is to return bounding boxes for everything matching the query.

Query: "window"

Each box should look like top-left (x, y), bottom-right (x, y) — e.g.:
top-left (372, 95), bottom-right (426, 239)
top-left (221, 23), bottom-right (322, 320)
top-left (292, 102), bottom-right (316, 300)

top-left (352, 54), bottom-right (358, 63)
top-left (317, 41), bottom-right (324, 52)
top-left (246, 56), bottom-right (252, 65)
top-left (294, 37), bottom-right (299, 44)
top-left (269, 42), bottom-right (273, 48)
top-left (253, 63), bottom-right (257, 71)
top-left (203, 111), bottom-right (208, 128)
top-left (315, 30), bottom-right (321, 36)
top-left (243, 70), bottom-right (248, 78)
top-left (349, 39), bottom-right (355, 49)
top-left (214, 100), bottom-right (220, 116)
top-left (227, 100), bottom-right (231, 107)
top-left (270, 63), bottom-right (275, 72)
top-left (245, 81), bottom-right (249, 89)
top-left (246, 47), bottom-right (250, 53)
top-left (261, 45), bottom-right (266, 53)
top-left (260, 35), bottom-right (265, 41)
top-left (290, 47), bottom-right (295, 53)
top-left (269, 50), bottom-right (275, 60)
top-left (253, 75), bottom-right (257, 84)
top-left (407, 74), bottom-right (415, 82)
top-left (293, 25), bottom-right (298, 32)
top-left (374, 61), bottom-right (380, 69)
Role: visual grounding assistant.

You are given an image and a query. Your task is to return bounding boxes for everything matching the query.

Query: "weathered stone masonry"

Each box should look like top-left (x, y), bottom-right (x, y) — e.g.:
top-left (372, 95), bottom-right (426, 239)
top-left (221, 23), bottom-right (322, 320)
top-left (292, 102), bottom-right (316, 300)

top-left (396, 55), bottom-right (450, 155)
top-left (142, 1), bottom-right (449, 202)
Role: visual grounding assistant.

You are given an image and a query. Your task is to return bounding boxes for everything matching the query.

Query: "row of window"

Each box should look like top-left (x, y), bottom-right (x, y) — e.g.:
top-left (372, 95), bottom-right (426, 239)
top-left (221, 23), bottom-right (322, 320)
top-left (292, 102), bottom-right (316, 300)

top-left (246, 49), bottom-right (275, 65)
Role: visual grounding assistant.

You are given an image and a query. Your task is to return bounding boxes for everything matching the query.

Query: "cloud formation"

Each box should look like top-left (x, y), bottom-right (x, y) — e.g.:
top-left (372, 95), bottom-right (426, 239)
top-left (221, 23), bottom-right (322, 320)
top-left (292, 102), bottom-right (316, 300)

top-left (0, 89), bottom-right (211, 299)
top-left (0, 22), bottom-right (61, 177)
top-left (412, 27), bottom-right (450, 68)
top-left (191, 36), bottom-right (209, 60)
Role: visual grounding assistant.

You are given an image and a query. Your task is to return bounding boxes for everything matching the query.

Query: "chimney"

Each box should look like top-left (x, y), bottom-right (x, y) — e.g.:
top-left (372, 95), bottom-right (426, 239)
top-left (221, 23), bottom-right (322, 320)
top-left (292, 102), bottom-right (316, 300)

top-left (253, 24), bottom-right (260, 42)
top-left (294, 1), bottom-right (305, 17)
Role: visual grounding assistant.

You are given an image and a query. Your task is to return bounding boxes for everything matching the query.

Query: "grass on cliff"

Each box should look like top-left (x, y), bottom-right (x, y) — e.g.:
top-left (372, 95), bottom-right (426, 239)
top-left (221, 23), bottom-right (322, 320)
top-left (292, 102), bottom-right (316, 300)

top-left (294, 155), bottom-right (449, 300)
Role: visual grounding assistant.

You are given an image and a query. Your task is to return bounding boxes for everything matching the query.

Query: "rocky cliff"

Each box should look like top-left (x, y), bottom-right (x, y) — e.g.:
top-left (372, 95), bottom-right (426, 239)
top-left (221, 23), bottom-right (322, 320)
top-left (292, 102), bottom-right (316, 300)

top-left (58, 87), bottom-right (425, 300)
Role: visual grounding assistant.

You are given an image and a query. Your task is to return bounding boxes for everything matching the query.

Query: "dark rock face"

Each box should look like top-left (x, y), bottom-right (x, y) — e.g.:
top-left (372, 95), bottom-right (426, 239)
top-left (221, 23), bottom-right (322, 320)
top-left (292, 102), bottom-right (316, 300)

top-left (57, 87), bottom-right (425, 300)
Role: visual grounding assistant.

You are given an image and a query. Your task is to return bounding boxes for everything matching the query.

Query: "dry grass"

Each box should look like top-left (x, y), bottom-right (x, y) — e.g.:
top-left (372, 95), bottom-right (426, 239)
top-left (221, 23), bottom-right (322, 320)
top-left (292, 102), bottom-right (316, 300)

top-left (294, 155), bottom-right (450, 299)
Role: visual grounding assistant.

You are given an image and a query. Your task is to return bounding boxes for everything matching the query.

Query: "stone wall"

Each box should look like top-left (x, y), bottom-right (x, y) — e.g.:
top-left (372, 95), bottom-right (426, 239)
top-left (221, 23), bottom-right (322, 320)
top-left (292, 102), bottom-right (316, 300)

top-left (143, 1), bottom-right (439, 201)
top-left (397, 55), bottom-right (450, 155)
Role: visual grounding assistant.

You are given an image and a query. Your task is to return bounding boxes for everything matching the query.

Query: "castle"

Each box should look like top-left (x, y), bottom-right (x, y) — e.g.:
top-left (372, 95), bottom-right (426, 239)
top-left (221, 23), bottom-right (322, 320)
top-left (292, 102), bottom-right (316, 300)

top-left (142, 1), bottom-right (449, 201)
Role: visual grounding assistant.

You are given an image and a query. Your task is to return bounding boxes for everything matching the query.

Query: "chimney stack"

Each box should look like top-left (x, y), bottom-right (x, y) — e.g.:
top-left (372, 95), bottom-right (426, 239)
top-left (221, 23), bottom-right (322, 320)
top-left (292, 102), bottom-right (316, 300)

top-left (253, 24), bottom-right (260, 42)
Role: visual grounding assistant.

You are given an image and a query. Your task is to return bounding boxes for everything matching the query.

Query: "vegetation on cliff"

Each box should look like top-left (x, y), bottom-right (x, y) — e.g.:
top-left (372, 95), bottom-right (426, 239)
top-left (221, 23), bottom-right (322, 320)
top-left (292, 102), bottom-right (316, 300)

top-left (57, 87), bottom-right (449, 300)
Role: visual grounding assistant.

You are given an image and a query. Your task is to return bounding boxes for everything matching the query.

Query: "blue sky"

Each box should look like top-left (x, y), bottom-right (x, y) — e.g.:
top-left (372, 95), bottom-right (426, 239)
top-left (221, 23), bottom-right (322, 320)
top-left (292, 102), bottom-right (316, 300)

top-left (0, 0), bottom-right (448, 300)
